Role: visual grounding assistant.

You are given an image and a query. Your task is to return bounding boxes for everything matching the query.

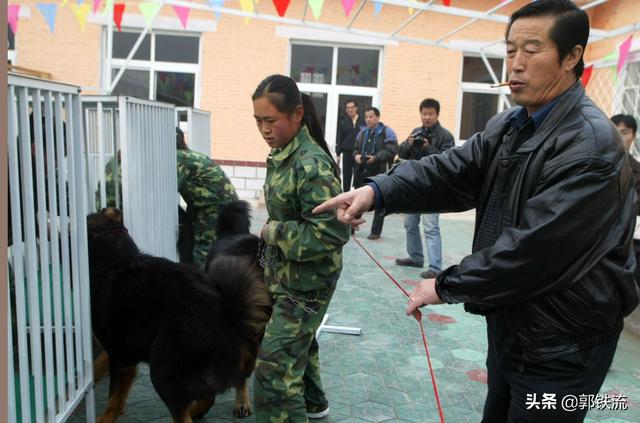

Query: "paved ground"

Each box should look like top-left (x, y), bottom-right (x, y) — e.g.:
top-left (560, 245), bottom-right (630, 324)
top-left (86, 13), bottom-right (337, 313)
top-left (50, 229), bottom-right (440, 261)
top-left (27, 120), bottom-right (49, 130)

top-left (71, 206), bottom-right (640, 422)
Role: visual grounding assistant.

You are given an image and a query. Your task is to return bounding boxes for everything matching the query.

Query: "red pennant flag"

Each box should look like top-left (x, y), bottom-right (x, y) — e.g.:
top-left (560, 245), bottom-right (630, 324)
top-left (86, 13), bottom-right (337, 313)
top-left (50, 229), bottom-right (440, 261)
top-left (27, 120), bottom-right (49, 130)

top-left (272, 0), bottom-right (291, 17)
top-left (443, 0), bottom-right (451, 6)
top-left (113, 3), bottom-right (125, 32)
top-left (581, 64), bottom-right (593, 88)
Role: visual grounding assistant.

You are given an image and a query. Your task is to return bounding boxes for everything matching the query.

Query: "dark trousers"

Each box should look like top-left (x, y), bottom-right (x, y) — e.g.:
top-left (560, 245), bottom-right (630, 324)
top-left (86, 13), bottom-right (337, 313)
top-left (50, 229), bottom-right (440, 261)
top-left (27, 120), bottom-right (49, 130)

top-left (482, 314), bottom-right (620, 423)
top-left (370, 209), bottom-right (385, 236)
top-left (341, 151), bottom-right (354, 193)
top-left (633, 239), bottom-right (640, 282)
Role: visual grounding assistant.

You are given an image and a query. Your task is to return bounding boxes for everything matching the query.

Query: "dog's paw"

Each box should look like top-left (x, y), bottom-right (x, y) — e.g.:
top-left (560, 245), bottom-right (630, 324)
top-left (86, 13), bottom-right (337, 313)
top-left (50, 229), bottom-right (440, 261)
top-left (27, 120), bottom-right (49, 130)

top-left (233, 402), bottom-right (252, 418)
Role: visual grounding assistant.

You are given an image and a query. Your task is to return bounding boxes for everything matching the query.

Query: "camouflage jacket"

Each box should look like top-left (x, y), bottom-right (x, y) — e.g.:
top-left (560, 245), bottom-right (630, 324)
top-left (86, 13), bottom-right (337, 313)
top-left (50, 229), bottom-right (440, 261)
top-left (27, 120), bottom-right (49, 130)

top-left (262, 125), bottom-right (350, 293)
top-left (177, 149), bottom-right (237, 218)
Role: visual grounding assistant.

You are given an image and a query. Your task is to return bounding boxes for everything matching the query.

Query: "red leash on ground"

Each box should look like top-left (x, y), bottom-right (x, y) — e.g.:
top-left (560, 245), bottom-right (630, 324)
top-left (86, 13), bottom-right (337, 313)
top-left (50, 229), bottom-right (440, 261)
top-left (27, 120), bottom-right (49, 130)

top-left (351, 234), bottom-right (446, 423)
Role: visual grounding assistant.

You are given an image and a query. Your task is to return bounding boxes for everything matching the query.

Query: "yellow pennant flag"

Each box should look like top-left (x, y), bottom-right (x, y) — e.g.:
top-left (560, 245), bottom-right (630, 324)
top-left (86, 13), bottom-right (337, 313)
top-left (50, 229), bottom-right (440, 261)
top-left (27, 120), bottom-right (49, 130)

top-left (61, 0), bottom-right (70, 8)
top-left (308, 0), bottom-right (324, 20)
top-left (70, 3), bottom-right (91, 31)
top-left (238, 0), bottom-right (254, 24)
top-left (102, 0), bottom-right (113, 16)
top-left (138, 2), bottom-right (162, 26)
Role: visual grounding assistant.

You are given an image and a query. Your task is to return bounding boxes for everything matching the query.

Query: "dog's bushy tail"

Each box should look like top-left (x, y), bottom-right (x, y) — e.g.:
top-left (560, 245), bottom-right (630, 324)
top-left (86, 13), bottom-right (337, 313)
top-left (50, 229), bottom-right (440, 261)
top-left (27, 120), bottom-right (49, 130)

top-left (206, 255), bottom-right (271, 347)
top-left (216, 200), bottom-right (252, 239)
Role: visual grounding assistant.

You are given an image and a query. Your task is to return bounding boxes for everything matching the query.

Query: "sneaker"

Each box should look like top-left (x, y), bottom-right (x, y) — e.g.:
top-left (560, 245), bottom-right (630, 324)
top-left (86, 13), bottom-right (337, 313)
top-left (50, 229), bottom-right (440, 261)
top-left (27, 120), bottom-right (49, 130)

top-left (395, 257), bottom-right (423, 268)
top-left (366, 233), bottom-right (380, 240)
top-left (307, 407), bottom-right (330, 419)
top-left (420, 270), bottom-right (439, 279)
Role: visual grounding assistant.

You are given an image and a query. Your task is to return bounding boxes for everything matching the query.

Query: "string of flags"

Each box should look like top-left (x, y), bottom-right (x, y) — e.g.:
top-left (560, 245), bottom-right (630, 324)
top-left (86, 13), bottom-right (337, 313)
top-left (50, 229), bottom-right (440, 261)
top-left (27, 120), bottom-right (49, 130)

top-left (6, 0), bottom-right (636, 81)
top-left (7, 0), bottom-right (461, 35)
top-left (582, 34), bottom-right (634, 88)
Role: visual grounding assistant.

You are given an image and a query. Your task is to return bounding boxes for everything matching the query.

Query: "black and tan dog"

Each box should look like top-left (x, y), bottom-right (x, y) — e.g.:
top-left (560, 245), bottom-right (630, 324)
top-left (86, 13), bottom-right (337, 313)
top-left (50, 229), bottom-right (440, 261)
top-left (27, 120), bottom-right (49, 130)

top-left (87, 204), bottom-right (270, 423)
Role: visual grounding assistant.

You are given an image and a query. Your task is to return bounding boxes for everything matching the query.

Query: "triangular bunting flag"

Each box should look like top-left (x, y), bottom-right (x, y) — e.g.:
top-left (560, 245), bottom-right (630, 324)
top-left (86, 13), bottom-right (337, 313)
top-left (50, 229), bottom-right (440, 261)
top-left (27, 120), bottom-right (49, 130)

top-left (70, 3), bottom-right (91, 31)
top-left (61, 0), bottom-right (70, 8)
top-left (208, 0), bottom-right (224, 20)
top-left (617, 35), bottom-right (633, 74)
top-left (113, 3), bottom-right (125, 31)
top-left (341, 0), bottom-right (355, 17)
top-left (8, 4), bottom-right (20, 35)
top-left (602, 51), bottom-right (618, 62)
top-left (373, 2), bottom-right (382, 16)
top-left (238, 0), bottom-right (254, 23)
top-left (272, 0), bottom-right (290, 17)
top-left (102, 0), bottom-right (112, 16)
top-left (92, 0), bottom-right (102, 14)
top-left (172, 5), bottom-right (190, 29)
top-left (443, 0), bottom-right (451, 6)
top-left (308, 0), bottom-right (324, 20)
top-left (37, 3), bottom-right (58, 33)
top-left (138, 2), bottom-right (161, 26)
top-left (238, 0), bottom-right (254, 13)
top-left (581, 64), bottom-right (593, 88)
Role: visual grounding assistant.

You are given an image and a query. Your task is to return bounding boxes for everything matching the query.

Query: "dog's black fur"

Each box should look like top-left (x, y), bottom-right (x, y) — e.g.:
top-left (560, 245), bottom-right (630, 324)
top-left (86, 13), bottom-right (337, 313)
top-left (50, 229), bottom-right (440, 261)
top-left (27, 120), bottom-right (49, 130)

top-left (87, 202), bottom-right (270, 423)
top-left (204, 200), bottom-right (260, 272)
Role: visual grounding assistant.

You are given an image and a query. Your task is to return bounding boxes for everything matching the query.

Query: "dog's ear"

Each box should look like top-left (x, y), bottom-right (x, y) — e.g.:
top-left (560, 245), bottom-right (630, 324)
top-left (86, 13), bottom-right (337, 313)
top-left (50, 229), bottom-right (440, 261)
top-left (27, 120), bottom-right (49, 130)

top-left (102, 207), bottom-right (123, 223)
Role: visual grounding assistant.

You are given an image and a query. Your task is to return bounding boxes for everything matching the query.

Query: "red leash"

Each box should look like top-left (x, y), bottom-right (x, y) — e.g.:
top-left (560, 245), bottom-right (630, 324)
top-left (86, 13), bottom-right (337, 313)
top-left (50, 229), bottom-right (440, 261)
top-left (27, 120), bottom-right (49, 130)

top-left (351, 234), bottom-right (446, 423)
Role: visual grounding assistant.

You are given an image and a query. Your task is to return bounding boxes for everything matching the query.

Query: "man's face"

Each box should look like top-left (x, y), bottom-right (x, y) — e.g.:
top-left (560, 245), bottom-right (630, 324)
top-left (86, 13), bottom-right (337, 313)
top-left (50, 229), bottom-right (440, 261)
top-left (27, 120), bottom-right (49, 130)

top-left (365, 110), bottom-right (379, 128)
top-left (616, 124), bottom-right (636, 151)
top-left (421, 107), bottom-right (439, 128)
top-left (345, 102), bottom-right (358, 119)
top-left (506, 16), bottom-right (579, 114)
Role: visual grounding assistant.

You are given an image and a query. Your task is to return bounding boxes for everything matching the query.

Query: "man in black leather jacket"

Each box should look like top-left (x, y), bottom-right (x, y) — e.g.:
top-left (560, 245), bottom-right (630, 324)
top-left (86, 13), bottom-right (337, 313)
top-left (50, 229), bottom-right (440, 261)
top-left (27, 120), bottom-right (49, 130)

top-left (314, 1), bottom-right (639, 422)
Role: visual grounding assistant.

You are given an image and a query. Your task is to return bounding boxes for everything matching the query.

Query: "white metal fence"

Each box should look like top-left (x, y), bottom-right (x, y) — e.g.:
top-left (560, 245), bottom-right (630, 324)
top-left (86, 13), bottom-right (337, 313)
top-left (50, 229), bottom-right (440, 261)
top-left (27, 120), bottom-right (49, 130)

top-left (84, 96), bottom-right (178, 261)
top-left (586, 59), bottom-right (640, 156)
top-left (175, 107), bottom-right (212, 157)
top-left (7, 73), bottom-right (95, 423)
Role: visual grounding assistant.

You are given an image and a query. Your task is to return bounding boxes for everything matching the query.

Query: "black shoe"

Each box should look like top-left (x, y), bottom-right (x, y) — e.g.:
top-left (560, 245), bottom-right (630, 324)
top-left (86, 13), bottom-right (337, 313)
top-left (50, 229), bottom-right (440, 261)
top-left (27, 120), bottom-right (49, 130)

top-left (395, 258), bottom-right (423, 268)
top-left (420, 270), bottom-right (439, 279)
top-left (367, 233), bottom-right (380, 240)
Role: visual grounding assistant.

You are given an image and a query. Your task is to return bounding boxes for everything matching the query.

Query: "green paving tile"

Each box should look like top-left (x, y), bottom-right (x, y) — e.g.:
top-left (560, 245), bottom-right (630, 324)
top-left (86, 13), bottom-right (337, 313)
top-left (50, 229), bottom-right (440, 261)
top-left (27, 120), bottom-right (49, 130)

top-left (64, 207), bottom-right (640, 423)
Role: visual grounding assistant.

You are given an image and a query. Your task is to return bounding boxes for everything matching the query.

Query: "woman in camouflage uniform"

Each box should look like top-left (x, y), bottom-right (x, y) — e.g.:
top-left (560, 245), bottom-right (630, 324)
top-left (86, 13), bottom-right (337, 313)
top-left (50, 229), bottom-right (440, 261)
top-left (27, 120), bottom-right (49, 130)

top-left (176, 128), bottom-right (237, 268)
top-left (252, 75), bottom-right (350, 422)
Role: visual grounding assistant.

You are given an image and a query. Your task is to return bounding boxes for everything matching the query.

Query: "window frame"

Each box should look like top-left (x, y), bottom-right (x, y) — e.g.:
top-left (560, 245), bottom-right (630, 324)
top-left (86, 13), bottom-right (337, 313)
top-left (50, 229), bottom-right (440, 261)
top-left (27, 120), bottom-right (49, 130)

top-left (8, 27), bottom-right (16, 65)
top-left (107, 28), bottom-right (202, 107)
top-left (455, 53), bottom-right (510, 143)
top-left (288, 40), bottom-right (384, 152)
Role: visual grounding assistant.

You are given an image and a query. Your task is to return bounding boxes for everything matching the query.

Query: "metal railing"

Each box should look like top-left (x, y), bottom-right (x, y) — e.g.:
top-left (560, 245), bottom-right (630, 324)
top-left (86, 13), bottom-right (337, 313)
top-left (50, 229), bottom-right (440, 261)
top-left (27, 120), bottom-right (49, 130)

top-left (7, 73), bottom-right (95, 423)
top-left (84, 96), bottom-right (178, 261)
top-left (176, 107), bottom-right (212, 157)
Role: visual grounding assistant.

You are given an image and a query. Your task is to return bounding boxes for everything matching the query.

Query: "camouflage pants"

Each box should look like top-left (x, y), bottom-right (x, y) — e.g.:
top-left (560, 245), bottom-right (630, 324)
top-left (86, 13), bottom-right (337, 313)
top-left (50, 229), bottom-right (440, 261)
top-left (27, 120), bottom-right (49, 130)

top-left (191, 209), bottom-right (219, 268)
top-left (254, 288), bottom-right (334, 423)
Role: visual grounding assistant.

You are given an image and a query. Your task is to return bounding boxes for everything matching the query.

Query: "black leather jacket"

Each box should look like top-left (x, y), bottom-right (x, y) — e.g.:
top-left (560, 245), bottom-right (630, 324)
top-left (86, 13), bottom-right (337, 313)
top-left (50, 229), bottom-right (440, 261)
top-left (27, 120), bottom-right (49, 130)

top-left (371, 82), bottom-right (639, 364)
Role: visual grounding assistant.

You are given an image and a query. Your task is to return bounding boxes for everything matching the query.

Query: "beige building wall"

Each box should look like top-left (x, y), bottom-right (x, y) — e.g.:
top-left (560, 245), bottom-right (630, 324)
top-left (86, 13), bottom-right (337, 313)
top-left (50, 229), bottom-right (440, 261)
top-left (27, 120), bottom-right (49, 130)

top-left (11, 0), bottom-right (639, 167)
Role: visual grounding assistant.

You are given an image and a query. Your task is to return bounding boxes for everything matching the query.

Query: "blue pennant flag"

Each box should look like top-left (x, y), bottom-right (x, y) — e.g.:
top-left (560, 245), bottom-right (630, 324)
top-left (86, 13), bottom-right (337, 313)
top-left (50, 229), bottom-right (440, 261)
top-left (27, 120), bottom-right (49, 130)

top-left (37, 3), bottom-right (58, 33)
top-left (208, 0), bottom-right (225, 20)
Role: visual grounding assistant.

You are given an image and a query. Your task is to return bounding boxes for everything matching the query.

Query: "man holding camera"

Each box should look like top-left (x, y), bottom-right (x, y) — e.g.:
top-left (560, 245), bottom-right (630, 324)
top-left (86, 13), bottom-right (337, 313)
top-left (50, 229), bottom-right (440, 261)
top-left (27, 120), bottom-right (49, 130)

top-left (353, 106), bottom-right (398, 240)
top-left (396, 99), bottom-right (454, 278)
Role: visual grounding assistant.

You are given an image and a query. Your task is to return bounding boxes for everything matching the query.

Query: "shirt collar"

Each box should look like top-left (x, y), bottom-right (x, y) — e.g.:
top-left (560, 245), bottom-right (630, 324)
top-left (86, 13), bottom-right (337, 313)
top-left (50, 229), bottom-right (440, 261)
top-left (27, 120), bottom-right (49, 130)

top-left (267, 125), bottom-right (311, 168)
top-left (512, 96), bottom-right (560, 131)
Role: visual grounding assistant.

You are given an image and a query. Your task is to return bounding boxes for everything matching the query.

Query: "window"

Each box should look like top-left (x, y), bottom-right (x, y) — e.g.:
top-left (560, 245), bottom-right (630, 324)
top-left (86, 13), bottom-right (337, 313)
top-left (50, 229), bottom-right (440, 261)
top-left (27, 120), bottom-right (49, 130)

top-left (8, 27), bottom-right (15, 64)
top-left (290, 42), bottom-right (382, 151)
top-left (108, 29), bottom-right (200, 107)
top-left (458, 54), bottom-right (510, 141)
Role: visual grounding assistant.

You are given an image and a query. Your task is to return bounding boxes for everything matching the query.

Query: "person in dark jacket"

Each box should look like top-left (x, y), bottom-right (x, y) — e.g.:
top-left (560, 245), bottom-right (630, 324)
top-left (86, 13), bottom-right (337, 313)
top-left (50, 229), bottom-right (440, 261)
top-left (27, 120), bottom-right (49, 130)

top-left (612, 114), bottom-right (640, 282)
top-left (352, 107), bottom-right (397, 239)
top-left (314, 1), bottom-right (639, 422)
top-left (336, 99), bottom-right (365, 193)
top-left (395, 98), bottom-right (454, 279)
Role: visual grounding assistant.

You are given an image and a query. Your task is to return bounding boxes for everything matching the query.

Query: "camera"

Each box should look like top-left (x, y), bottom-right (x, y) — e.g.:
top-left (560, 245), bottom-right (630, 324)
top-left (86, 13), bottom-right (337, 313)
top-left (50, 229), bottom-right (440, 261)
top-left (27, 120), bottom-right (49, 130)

top-left (412, 134), bottom-right (426, 147)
